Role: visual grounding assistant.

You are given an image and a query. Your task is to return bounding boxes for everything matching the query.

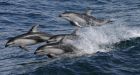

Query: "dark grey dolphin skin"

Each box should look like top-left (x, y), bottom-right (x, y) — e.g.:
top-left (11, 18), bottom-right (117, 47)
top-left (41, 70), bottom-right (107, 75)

top-left (5, 25), bottom-right (52, 51)
top-left (34, 42), bottom-right (77, 58)
top-left (59, 10), bottom-right (113, 27)
top-left (34, 29), bottom-right (79, 58)
top-left (47, 29), bottom-right (79, 44)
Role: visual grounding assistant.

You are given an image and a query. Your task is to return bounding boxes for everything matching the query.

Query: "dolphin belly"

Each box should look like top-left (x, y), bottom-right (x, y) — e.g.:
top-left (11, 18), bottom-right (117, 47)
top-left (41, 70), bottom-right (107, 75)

top-left (14, 39), bottom-right (37, 46)
top-left (35, 47), bottom-right (65, 56)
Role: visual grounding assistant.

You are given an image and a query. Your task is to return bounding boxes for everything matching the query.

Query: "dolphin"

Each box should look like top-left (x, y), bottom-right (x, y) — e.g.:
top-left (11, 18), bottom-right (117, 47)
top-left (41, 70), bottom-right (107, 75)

top-left (5, 25), bottom-right (52, 51)
top-left (47, 29), bottom-right (79, 44)
top-left (34, 41), bottom-right (78, 58)
top-left (59, 10), bottom-right (113, 27)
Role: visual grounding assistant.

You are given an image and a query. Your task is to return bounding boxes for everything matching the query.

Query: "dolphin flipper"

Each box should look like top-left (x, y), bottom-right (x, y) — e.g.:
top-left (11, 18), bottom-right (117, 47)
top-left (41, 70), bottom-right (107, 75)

top-left (19, 45), bottom-right (29, 51)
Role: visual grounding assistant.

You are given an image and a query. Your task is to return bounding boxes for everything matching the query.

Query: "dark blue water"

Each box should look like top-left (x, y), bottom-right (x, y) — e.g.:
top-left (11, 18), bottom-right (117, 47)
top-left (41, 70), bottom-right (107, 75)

top-left (0, 0), bottom-right (140, 75)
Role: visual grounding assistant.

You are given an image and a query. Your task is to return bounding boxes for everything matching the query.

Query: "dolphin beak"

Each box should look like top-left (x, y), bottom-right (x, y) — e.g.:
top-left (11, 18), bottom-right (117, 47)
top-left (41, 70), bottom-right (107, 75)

top-left (34, 51), bottom-right (37, 54)
top-left (5, 44), bottom-right (9, 47)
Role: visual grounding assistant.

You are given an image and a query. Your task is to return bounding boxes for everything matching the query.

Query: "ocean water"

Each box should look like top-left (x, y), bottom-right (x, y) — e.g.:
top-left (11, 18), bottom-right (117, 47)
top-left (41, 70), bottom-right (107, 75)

top-left (0, 0), bottom-right (140, 75)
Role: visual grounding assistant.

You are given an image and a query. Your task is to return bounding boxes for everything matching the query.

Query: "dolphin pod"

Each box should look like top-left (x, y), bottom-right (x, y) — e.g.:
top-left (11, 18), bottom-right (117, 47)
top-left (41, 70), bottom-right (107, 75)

top-left (5, 9), bottom-right (113, 58)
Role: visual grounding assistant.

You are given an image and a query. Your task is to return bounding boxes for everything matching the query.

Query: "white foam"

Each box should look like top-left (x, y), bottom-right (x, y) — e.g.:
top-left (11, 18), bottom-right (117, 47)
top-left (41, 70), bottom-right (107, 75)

top-left (68, 21), bottom-right (140, 55)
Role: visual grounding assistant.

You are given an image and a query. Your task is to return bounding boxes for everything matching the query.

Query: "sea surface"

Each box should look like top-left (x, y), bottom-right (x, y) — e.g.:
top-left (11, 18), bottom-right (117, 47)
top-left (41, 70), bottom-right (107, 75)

top-left (0, 0), bottom-right (140, 75)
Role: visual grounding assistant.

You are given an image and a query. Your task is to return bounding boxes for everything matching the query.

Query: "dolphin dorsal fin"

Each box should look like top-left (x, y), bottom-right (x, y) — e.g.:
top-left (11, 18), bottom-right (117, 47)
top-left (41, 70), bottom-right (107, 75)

top-left (58, 36), bottom-right (65, 44)
top-left (85, 9), bottom-right (92, 16)
top-left (29, 25), bottom-right (39, 33)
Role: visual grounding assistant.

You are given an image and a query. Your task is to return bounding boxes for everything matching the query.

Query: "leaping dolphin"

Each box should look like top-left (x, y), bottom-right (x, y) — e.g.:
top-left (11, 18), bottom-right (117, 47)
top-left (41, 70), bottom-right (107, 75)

top-left (59, 10), bottom-right (113, 27)
top-left (5, 25), bottom-right (52, 51)
top-left (47, 29), bottom-right (79, 44)
top-left (34, 40), bottom-right (78, 58)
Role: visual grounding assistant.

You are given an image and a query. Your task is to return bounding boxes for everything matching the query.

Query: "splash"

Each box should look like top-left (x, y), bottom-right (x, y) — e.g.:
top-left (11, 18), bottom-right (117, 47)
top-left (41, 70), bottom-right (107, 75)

top-left (69, 21), bottom-right (140, 54)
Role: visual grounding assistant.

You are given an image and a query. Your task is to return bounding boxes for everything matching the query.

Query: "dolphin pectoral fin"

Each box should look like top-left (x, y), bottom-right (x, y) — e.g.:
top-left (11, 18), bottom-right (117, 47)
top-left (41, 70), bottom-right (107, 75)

top-left (47, 54), bottom-right (54, 58)
top-left (19, 46), bottom-right (29, 51)
top-left (47, 54), bottom-right (57, 58)
top-left (70, 21), bottom-right (82, 27)
top-left (74, 22), bottom-right (82, 27)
